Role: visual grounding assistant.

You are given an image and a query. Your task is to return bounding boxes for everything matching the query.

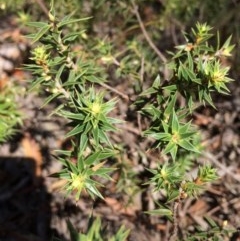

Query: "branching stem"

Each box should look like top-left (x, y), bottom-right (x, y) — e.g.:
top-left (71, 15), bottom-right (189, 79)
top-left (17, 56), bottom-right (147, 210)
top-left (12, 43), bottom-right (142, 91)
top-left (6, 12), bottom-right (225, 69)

top-left (131, 2), bottom-right (167, 64)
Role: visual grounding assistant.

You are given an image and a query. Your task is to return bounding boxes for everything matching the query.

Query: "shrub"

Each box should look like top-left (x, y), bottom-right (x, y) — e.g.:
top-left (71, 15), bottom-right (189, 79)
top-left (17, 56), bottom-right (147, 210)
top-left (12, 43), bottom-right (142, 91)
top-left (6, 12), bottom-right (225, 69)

top-left (1, 0), bottom-right (238, 240)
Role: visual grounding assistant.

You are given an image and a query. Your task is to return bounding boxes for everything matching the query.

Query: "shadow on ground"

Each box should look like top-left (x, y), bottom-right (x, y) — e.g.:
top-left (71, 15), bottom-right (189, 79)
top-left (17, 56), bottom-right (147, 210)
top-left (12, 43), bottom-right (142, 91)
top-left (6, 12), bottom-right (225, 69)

top-left (0, 153), bottom-right (75, 241)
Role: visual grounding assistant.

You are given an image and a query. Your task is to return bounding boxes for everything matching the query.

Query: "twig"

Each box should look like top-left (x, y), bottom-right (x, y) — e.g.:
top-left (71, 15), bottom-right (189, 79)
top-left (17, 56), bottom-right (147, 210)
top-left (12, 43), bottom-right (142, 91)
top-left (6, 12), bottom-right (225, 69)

top-left (171, 24), bottom-right (179, 46)
top-left (121, 123), bottom-right (141, 136)
top-left (137, 112), bottom-right (142, 134)
top-left (100, 82), bottom-right (129, 101)
top-left (169, 200), bottom-right (180, 241)
top-left (164, 220), bottom-right (171, 241)
top-left (35, 0), bottom-right (49, 17)
top-left (131, 2), bottom-right (167, 64)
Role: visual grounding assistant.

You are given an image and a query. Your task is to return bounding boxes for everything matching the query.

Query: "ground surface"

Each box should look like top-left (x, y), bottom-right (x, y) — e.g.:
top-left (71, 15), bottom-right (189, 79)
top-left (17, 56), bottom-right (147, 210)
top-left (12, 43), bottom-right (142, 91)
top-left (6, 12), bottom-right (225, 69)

top-left (1, 14), bottom-right (240, 241)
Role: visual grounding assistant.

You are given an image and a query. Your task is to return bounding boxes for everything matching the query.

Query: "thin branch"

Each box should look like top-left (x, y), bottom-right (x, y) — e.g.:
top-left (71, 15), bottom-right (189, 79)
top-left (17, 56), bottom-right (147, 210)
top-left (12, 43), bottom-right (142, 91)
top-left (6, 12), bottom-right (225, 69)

top-left (121, 123), bottom-right (141, 136)
top-left (35, 0), bottom-right (49, 17)
top-left (131, 2), bottom-right (167, 64)
top-left (169, 200), bottom-right (180, 241)
top-left (100, 82), bottom-right (129, 101)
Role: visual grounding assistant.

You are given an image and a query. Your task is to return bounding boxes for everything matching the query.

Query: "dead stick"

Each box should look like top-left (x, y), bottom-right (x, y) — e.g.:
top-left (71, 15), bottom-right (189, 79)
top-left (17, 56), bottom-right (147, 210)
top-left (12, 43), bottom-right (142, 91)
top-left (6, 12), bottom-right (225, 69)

top-left (35, 0), bottom-right (49, 17)
top-left (100, 82), bottom-right (129, 101)
top-left (169, 200), bottom-right (180, 241)
top-left (131, 2), bottom-right (167, 63)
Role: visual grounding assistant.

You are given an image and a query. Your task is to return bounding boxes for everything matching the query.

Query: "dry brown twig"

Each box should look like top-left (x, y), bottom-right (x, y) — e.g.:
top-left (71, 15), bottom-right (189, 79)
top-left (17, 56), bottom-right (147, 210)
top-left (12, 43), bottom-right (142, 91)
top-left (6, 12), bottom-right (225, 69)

top-left (169, 200), bottom-right (180, 241)
top-left (35, 0), bottom-right (49, 17)
top-left (100, 82), bottom-right (129, 101)
top-left (131, 2), bottom-right (167, 64)
top-left (131, 1), bottom-right (170, 80)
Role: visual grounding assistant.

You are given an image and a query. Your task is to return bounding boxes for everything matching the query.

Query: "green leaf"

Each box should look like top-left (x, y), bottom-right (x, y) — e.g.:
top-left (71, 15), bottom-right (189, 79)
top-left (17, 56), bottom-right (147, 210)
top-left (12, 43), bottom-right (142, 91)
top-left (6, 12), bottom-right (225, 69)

top-left (26, 21), bottom-right (48, 28)
top-left (83, 122), bottom-right (92, 134)
top-left (60, 111), bottom-right (85, 121)
top-left (93, 167), bottom-right (113, 176)
top-left (203, 91), bottom-right (215, 108)
top-left (85, 75), bottom-right (103, 83)
top-left (167, 190), bottom-right (180, 202)
top-left (162, 121), bottom-right (169, 133)
top-left (28, 76), bottom-right (46, 91)
top-left (139, 86), bottom-right (158, 96)
top-left (152, 75), bottom-right (161, 88)
top-left (67, 220), bottom-right (80, 241)
top-left (178, 139), bottom-right (200, 153)
top-left (85, 152), bottom-right (101, 166)
top-left (204, 216), bottom-right (218, 228)
top-left (169, 144), bottom-right (178, 161)
top-left (147, 132), bottom-right (171, 141)
top-left (62, 31), bottom-right (85, 43)
top-left (184, 66), bottom-right (196, 81)
top-left (57, 156), bottom-right (78, 174)
top-left (164, 141), bottom-right (177, 155)
top-left (164, 93), bottom-right (177, 117)
top-left (49, 56), bottom-right (66, 66)
top-left (86, 182), bottom-right (104, 199)
top-left (63, 69), bottom-right (89, 87)
top-left (98, 149), bottom-right (116, 160)
top-left (41, 93), bottom-right (60, 107)
top-left (111, 225), bottom-right (130, 241)
top-left (180, 131), bottom-right (196, 139)
top-left (178, 121), bottom-right (192, 134)
top-left (77, 154), bottom-right (84, 171)
top-left (54, 149), bottom-right (72, 156)
top-left (67, 160), bottom-right (78, 174)
top-left (32, 25), bottom-right (51, 43)
top-left (92, 127), bottom-right (100, 146)
top-left (79, 133), bottom-right (88, 154)
top-left (57, 16), bottom-right (91, 28)
top-left (49, 169), bottom-right (71, 179)
top-left (187, 51), bottom-right (194, 71)
top-left (141, 105), bottom-right (162, 119)
top-left (145, 208), bottom-right (172, 216)
top-left (171, 110), bottom-right (179, 133)
top-left (162, 84), bottom-right (177, 92)
top-left (56, 64), bottom-right (65, 80)
top-left (98, 129), bottom-right (112, 146)
top-left (66, 124), bottom-right (84, 137)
